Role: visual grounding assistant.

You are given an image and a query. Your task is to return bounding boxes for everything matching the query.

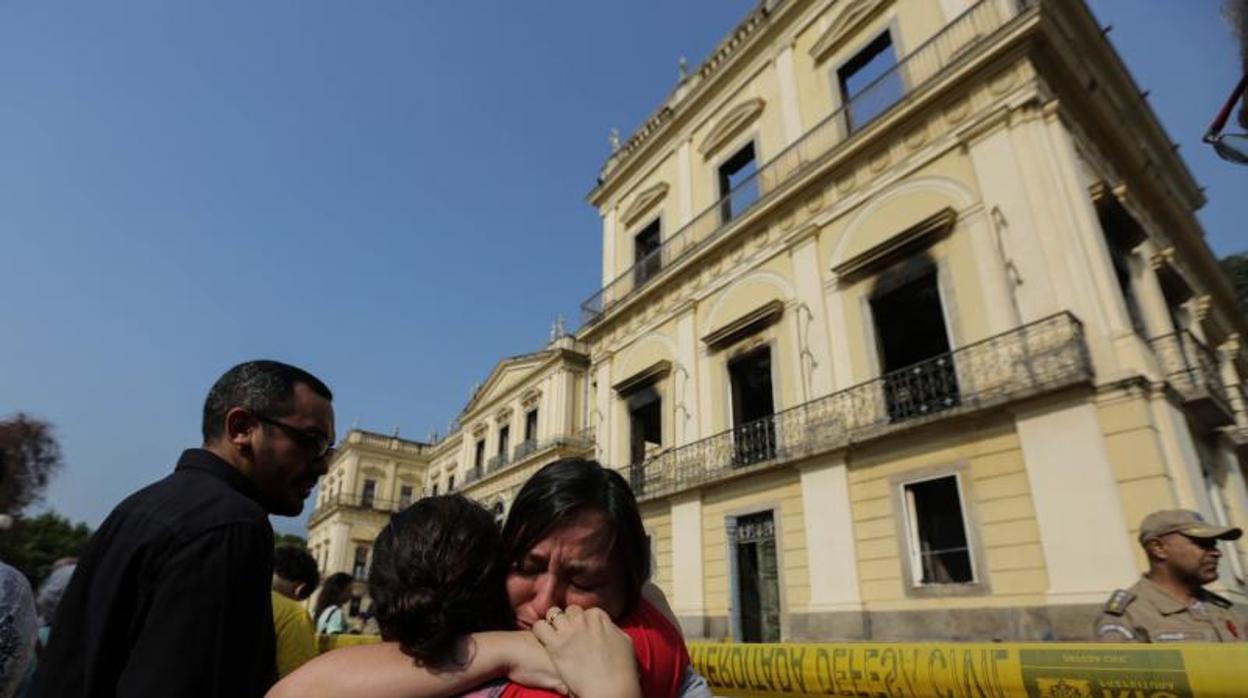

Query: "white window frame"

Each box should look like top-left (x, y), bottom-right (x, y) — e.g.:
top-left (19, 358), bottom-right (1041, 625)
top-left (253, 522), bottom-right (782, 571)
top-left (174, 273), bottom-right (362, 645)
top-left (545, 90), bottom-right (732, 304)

top-left (899, 471), bottom-right (978, 587)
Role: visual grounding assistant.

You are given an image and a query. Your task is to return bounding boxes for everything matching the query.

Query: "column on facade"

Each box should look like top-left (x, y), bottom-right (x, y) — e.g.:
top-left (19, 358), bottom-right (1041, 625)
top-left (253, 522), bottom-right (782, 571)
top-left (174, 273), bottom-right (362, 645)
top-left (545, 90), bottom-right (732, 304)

top-left (675, 308), bottom-right (700, 447)
top-left (602, 207), bottom-right (617, 288)
top-left (594, 362), bottom-right (613, 464)
top-left (960, 208), bottom-right (1018, 336)
top-left (328, 520), bottom-right (352, 575)
top-left (774, 45), bottom-right (802, 147)
top-left (669, 492), bottom-right (706, 638)
top-left (798, 455), bottom-right (862, 612)
top-left (822, 280), bottom-right (855, 391)
top-left (1146, 396), bottom-right (1209, 513)
top-left (791, 235), bottom-right (833, 400)
top-left (962, 117), bottom-right (1062, 328)
top-left (677, 140), bottom-right (694, 227)
top-left (1016, 400), bottom-right (1137, 603)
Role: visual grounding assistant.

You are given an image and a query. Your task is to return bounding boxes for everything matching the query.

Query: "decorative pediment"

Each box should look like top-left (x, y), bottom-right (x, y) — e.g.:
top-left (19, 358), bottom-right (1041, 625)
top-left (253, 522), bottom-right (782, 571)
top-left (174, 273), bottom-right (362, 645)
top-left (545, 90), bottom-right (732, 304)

top-left (495, 407), bottom-right (514, 425)
top-left (612, 360), bottom-right (672, 395)
top-left (521, 388), bottom-right (542, 409)
top-left (833, 207), bottom-right (956, 280)
top-left (702, 300), bottom-right (785, 350)
top-left (698, 98), bottom-right (766, 158)
top-left (460, 350), bottom-right (554, 417)
top-left (809, 0), bottom-right (892, 65)
top-left (620, 182), bottom-right (670, 227)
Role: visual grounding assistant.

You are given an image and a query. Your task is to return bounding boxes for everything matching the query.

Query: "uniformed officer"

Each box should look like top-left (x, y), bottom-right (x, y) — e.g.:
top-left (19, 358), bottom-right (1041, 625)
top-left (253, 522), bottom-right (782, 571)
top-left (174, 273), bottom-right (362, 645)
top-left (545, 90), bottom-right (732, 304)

top-left (1096, 509), bottom-right (1247, 642)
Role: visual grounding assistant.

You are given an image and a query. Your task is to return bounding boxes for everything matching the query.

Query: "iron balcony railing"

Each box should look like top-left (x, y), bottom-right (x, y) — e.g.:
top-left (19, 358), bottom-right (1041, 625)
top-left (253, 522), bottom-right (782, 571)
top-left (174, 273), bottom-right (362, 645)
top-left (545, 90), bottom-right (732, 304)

top-left (623, 312), bottom-right (1090, 501)
top-left (309, 492), bottom-right (410, 523)
top-left (1150, 331), bottom-right (1234, 425)
top-left (581, 0), bottom-right (1031, 325)
top-left (459, 429), bottom-right (597, 489)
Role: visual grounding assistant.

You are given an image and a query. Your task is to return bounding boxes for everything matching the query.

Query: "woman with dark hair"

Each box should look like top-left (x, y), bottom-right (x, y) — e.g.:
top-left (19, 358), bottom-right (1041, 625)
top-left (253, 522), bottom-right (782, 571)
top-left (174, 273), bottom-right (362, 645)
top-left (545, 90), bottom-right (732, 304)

top-left (272, 458), bottom-right (707, 698)
top-left (315, 572), bottom-right (355, 635)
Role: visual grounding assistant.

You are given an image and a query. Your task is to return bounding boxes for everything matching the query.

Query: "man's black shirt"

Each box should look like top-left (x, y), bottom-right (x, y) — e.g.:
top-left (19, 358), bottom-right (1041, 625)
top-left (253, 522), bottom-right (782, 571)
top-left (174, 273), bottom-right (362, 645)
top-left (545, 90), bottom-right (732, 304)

top-left (33, 449), bottom-right (278, 697)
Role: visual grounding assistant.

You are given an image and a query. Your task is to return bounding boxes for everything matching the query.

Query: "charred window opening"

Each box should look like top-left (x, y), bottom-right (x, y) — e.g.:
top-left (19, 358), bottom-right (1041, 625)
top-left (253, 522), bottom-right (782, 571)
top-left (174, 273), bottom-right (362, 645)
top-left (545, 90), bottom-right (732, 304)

top-left (448, 474), bottom-right (455, 491)
top-left (903, 475), bottom-right (974, 585)
top-left (633, 219), bottom-right (662, 287)
top-left (729, 346), bottom-right (776, 465)
top-left (628, 387), bottom-right (662, 494)
top-left (361, 478), bottom-right (376, 509)
top-left (734, 511), bottom-right (781, 642)
top-left (839, 31), bottom-right (903, 133)
top-left (718, 141), bottom-right (759, 223)
top-left (871, 268), bottom-right (959, 422)
top-left (474, 439), bottom-right (486, 476)
top-left (497, 425), bottom-right (510, 462)
top-left (353, 545), bottom-right (370, 580)
top-left (398, 484), bottom-right (412, 509)
top-left (524, 409), bottom-right (539, 443)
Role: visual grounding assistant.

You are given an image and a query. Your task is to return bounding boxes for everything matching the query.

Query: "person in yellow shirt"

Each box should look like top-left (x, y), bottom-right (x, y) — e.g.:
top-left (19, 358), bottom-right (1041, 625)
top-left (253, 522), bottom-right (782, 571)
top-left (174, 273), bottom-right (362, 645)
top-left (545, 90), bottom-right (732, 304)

top-left (271, 545), bottom-right (321, 678)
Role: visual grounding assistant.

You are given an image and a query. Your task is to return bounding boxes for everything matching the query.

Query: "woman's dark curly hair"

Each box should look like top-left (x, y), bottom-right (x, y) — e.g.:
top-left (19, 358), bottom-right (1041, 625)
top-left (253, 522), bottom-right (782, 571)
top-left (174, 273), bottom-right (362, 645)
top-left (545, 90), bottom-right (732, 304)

top-left (368, 495), bottom-right (513, 665)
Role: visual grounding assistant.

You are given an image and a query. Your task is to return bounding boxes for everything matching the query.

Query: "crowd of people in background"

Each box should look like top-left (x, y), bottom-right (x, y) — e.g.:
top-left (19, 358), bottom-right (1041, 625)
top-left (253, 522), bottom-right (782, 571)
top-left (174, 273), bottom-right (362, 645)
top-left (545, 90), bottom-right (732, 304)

top-left (1, 359), bottom-right (1244, 698)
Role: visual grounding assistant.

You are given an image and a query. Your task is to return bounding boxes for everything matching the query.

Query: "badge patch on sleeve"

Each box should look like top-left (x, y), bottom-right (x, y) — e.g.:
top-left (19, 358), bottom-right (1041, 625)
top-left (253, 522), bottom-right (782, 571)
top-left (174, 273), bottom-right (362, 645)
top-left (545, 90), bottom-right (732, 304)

top-left (1103, 589), bottom-right (1134, 615)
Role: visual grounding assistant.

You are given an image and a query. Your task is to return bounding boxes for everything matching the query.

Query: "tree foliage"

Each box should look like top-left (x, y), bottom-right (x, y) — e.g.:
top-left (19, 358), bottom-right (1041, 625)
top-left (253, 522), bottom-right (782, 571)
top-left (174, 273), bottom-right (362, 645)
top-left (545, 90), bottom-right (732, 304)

top-left (1220, 252), bottom-right (1248, 312)
top-left (274, 532), bottom-right (307, 549)
top-left (0, 511), bottom-right (92, 586)
top-left (0, 413), bottom-right (63, 514)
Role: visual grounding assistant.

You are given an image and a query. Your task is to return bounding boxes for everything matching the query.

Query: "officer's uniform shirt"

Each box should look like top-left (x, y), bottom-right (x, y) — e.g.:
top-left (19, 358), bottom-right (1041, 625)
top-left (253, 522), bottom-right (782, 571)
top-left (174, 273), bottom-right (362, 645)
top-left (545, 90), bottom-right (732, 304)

top-left (1095, 576), bottom-right (1247, 642)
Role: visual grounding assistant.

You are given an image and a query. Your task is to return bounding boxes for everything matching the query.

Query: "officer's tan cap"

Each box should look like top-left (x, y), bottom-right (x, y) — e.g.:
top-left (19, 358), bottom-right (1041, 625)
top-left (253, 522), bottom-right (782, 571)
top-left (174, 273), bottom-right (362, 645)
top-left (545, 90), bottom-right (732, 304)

top-left (1138, 509), bottom-right (1242, 544)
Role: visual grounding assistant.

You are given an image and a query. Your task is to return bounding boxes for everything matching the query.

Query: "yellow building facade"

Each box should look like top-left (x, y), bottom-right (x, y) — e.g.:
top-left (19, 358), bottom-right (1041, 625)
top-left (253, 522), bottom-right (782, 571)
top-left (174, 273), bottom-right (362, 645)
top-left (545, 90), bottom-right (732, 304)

top-left (308, 0), bottom-right (1248, 642)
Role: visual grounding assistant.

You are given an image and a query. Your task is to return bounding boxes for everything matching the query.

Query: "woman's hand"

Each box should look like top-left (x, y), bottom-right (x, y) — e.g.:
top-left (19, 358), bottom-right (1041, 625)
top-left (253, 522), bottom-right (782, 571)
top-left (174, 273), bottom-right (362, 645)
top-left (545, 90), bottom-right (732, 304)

top-left (532, 606), bottom-right (640, 698)
top-left (497, 631), bottom-right (568, 695)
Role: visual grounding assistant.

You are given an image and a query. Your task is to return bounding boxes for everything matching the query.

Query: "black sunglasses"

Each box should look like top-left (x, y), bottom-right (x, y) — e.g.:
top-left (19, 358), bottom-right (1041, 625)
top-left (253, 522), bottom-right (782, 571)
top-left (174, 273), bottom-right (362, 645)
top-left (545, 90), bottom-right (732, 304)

top-left (256, 415), bottom-right (334, 461)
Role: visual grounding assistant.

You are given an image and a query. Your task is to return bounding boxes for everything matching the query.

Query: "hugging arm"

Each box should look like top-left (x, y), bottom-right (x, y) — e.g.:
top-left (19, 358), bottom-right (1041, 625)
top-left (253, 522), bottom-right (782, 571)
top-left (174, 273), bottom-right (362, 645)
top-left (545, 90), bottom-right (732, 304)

top-left (267, 632), bottom-right (566, 698)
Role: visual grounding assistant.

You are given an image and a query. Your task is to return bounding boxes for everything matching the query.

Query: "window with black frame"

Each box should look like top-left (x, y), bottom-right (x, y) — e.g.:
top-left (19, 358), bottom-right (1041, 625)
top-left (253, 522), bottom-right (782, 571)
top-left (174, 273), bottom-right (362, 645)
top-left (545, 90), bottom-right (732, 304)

top-left (838, 30), bottom-right (904, 133)
top-left (902, 475), bottom-right (975, 585)
top-left (360, 478), bottom-right (376, 509)
top-left (633, 219), bottom-right (662, 287)
top-left (718, 142), bottom-right (759, 223)
top-left (870, 269), bottom-right (960, 422)
top-left (728, 346), bottom-right (777, 466)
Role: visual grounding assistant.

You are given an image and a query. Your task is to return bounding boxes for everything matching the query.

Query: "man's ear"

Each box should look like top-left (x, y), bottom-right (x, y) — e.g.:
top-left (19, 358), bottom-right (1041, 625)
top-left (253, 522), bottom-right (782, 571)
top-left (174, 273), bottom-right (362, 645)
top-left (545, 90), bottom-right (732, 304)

top-left (1146, 537), bottom-right (1168, 561)
top-left (224, 407), bottom-right (257, 450)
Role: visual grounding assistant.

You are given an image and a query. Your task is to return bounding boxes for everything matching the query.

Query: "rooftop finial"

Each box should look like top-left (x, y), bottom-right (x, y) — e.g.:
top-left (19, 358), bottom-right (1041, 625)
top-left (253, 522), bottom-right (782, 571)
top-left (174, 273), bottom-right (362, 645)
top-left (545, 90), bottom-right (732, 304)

top-left (609, 128), bottom-right (621, 152)
top-left (392, 425), bottom-right (400, 438)
top-left (550, 313), bottom-right (567, 341)
top-left (678, 56), bottom-right (689, 81)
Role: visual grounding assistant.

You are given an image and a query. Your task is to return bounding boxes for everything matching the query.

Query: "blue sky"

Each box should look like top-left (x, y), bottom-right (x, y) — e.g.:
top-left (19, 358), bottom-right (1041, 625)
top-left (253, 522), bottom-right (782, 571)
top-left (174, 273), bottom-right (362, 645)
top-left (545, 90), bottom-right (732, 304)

top-left (1, 1), bottom-right (1243, 536)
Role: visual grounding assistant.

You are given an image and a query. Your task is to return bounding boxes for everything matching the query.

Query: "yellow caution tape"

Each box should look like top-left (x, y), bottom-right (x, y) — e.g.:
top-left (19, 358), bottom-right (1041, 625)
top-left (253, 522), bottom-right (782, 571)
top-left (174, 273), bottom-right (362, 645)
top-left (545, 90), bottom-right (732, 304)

top-left (688, 642), bottom-right (1248, 698)
top-left (315, 635), bottom-right (1244, 696)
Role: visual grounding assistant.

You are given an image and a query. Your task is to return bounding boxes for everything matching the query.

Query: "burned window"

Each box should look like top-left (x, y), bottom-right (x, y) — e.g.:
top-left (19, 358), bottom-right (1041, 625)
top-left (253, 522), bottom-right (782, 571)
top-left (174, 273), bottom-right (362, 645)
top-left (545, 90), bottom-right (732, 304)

top-left (1096, 199), bottom-right (1148, 337)
top-left (838, 31), bottom-right (904, 132)
top-left (448, 474), bottom-right (455, 491)
top-left (718, 141), bottom-right (759, 223)
top-left (728, 346), bottom-right (776, 465)
top-left (902, 475), bottom-right (975, 585)
top-left (633, 219), bottom-right (662, 287)
top-left (871, 269), bottom-right (959, 422)
top-left (734, 511), bottom-right (781, 642)
top-left (498, 425), bottom-right (510, 459)
top-left (361, 478), bottom-right (376, 508)
top-left (474, 439), bottom-right (486, 473)
top-left (627, 387), bottom-right (662, 494)
top-left (398, 484), bottom-right (413, 509)
top-left (524, 409), bottom-right (539, 443)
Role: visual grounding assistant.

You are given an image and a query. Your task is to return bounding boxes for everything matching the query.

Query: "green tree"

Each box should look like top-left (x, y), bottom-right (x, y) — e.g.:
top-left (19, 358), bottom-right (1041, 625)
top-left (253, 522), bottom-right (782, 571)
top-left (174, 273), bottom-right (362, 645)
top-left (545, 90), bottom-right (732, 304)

top-left (0, 413), bottom-right (63, 514)
top-left (1221, 252), bottom-right (1248, 311)
top-left (0, 511), bottom-right (92, 586)
top-left (275, 532), bottom-right (307, 549)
